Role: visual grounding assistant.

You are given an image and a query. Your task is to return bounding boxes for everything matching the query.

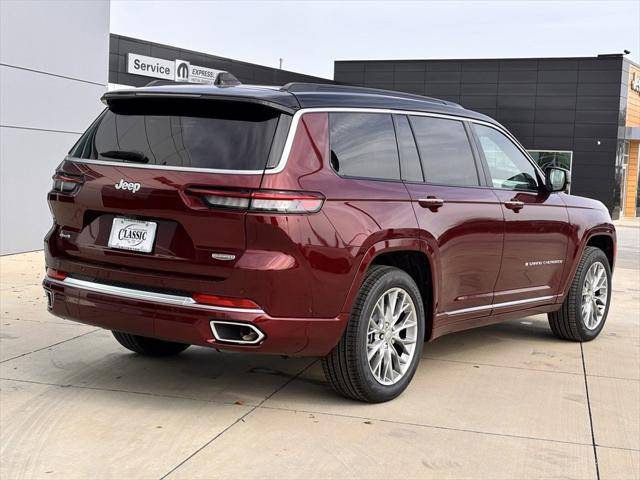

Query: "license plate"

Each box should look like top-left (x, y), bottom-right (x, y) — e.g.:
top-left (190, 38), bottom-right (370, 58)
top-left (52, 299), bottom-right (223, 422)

top-left (108, 217), bottom-right (157, 253)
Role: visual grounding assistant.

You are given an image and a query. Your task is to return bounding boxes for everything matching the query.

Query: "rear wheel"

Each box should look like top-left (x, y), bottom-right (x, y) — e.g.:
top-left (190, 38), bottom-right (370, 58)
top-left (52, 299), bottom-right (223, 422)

top-left (112, 331), bottom-right (190, 356)
top-left (322, 265), bottom-right (425, 402)
top-left (548, 246), bottom-right (611, 341)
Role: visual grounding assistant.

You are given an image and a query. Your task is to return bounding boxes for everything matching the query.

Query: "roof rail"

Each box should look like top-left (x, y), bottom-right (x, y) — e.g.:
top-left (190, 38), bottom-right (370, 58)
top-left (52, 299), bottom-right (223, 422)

top-left (281, 82), bottom-right (461, 107)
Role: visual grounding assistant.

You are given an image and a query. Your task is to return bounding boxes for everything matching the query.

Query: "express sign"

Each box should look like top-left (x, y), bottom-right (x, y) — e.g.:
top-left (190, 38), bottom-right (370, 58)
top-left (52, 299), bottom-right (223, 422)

top-left (127, 53), bottom-right (222, 85)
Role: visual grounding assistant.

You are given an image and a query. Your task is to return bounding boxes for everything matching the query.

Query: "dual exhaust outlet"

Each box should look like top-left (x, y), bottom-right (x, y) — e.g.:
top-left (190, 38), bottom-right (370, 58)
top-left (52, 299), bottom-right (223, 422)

top-left (210, 321), bottom-right (265, 345)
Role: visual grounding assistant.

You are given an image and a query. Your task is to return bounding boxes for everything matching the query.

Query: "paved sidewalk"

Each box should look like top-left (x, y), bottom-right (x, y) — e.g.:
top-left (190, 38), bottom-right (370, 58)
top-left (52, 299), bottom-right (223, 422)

top-left (0, 239), bottom-right (638, 479)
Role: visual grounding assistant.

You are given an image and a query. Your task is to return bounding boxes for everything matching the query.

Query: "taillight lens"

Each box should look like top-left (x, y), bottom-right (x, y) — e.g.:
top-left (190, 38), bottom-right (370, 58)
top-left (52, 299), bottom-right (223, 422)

top-left (186, 188), bottom-right (324, 214)
top-left (192, 293), bottom-right (260, 310)
top-left (46, 268), bottom-right (67, 281)
top-left (52, 172), bottom-right (83, 193)
top-left (250, 191), bottom-right (324, 213)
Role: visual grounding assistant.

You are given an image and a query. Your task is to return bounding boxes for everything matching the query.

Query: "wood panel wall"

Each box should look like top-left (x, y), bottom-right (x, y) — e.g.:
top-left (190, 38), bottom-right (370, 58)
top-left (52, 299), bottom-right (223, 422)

top-left (624, 64), bottom-right (640, 217)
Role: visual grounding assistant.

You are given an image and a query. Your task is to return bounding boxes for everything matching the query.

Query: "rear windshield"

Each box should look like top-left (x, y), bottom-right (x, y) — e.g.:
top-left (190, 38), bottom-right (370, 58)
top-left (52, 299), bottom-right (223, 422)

top-left (70, 98), bottom-right (291, 171)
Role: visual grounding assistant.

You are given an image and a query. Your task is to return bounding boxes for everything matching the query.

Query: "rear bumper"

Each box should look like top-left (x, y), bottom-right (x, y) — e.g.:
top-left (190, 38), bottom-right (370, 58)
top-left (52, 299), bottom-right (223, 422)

top-left (42, 276), bottom-right (347, 357)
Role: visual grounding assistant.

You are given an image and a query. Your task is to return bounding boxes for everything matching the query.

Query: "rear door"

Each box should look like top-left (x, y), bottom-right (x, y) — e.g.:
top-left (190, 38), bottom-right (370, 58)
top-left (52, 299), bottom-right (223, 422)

top-left (49, 96), bottom-right (291, 281)
top-left (470, 123), bottom-right (569, 312)
top-left (398, 114), bottom-right (504, 334)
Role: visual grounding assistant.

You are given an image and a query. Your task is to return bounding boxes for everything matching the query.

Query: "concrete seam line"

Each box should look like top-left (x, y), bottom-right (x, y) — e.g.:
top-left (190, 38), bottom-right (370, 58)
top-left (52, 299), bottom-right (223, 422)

top-left (0, 329), bottom-right (101, 364)
top-left (158, 359), bottom-right (317, 480)
top-left (257, 404), bottom-right (596, 449)
top-left (0, 377), bottom-right (253, 408)
top-left (422, 355), bottom-right (585, 377)
top-left (581, 342), bottom-right (601, 480)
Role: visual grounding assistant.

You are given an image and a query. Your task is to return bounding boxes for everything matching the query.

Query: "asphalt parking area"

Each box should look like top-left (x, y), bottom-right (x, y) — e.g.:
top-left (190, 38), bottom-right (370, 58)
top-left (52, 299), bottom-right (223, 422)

top-left (1, 225), bottom-right (638, 480)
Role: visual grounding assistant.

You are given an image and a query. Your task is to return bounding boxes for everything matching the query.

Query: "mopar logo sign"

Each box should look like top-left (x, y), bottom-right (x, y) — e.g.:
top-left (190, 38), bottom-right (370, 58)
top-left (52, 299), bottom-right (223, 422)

top-left (175, 60), bottom-right (190, 81)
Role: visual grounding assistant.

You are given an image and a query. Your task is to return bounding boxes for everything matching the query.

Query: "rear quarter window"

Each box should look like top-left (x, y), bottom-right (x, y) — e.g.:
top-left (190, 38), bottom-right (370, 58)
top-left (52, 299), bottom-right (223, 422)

top-left (329, 112), bottom-right (400, 180)
top-left (70, 99), bottom-right (289, 171)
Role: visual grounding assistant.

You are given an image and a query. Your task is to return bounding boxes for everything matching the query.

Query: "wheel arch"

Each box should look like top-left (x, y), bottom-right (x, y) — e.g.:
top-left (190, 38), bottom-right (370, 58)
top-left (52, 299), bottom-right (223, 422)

top-left (558, 225), bottom-right (616, 303)
top-left (340, 238), bottom-right (436, 340)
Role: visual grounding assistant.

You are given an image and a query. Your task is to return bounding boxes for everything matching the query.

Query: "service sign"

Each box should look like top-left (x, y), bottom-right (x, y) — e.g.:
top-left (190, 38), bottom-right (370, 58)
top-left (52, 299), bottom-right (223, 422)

top-left (127, 54), bottom-right (174, 81)
top-left (126, 53), bottom-right (221, 85)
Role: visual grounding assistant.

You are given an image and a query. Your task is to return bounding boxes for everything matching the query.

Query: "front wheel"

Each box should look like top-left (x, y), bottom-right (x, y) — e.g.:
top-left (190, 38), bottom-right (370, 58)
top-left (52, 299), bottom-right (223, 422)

top-left (548, 246), bottom-right (611, 341)
top-left (322, 265), bottom-right (425, 402)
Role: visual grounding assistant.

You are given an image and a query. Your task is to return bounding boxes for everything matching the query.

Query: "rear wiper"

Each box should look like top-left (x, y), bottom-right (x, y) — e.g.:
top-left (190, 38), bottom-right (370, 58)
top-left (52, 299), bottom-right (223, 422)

top-left (99, 150), bottom-right (149, 164)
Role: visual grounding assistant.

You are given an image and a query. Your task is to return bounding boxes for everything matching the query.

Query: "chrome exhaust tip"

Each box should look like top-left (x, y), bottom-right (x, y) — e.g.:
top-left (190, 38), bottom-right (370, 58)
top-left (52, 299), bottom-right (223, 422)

top-left (210, 321), bottom-right (265, 345)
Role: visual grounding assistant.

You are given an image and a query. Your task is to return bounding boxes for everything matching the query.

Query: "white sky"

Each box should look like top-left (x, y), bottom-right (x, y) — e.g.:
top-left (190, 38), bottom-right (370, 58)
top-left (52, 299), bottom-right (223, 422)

top-left (111, 0), bottom-right (640, 79)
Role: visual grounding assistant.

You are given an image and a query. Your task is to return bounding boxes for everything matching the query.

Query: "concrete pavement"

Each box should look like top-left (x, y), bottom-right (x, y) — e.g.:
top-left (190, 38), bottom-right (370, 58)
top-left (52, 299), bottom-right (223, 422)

top-left (0, 229), bottom-right (638, 479)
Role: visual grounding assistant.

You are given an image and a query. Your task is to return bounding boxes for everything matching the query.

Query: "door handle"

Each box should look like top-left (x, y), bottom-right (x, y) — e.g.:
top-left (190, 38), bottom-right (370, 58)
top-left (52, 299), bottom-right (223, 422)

top-left (504, 200), bottom-right (525, 211)
top-left (418, 197), bottom-right (445, 210)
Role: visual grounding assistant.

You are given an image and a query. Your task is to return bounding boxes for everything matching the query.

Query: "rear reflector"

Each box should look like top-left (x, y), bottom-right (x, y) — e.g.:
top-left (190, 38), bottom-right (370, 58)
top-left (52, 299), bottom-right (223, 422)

top-left (46, 268), bottom-right (67, 281)
top-left (192, 293), bottom-right (260, 310)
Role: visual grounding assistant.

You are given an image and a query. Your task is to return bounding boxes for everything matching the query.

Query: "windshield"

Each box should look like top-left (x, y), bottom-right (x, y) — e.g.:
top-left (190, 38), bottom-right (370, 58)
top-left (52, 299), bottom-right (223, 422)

top-left (70, 98), bottom-right (290, 171)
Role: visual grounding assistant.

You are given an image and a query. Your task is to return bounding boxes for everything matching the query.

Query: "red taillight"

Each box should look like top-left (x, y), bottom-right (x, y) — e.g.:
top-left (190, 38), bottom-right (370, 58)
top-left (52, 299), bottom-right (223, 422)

top-left (185, 188), bottom-right (324, 214)
top-left (192, 293), bottom-right (260, 310)
top-left (46, 268), bottom-right (67, 281)
top-left (52, 172), bottom-right (83, 193)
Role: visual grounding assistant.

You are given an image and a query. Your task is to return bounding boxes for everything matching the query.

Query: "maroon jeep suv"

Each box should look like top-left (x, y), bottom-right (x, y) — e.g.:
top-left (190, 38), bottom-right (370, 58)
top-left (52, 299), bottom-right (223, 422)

top-left (43, 82), bottom-right (616, 402)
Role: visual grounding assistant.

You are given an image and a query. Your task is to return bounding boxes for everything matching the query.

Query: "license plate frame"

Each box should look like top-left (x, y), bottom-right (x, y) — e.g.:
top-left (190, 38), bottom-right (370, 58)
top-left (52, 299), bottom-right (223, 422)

top-left (107, 217), bottom-right (157, 253)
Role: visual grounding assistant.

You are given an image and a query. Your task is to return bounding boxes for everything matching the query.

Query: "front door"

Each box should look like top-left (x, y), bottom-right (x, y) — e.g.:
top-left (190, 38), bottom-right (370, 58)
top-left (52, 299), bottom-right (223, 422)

top-left (471, 123), bottom-right (570, 314)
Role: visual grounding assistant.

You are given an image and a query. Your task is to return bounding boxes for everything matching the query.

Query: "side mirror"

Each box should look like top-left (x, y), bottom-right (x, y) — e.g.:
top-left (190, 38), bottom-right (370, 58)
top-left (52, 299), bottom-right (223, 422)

top-left (545, 167), bottom-right (570, 192)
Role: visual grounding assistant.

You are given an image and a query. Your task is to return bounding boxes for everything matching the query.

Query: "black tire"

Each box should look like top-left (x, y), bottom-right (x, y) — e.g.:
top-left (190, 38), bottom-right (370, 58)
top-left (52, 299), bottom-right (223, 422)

top-left (112, 331), bottom-right (190, 356)
top-left (321, 265), bottom-right (425, 402)
top-left (548, 246), bottom-right (611, 342)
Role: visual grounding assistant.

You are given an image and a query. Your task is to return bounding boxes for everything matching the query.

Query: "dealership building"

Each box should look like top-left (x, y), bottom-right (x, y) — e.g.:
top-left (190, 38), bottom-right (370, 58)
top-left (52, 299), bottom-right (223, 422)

top-left (1, 4), bottom-right (638, 254)
top-left (107, 36), bottom-right (640, 221)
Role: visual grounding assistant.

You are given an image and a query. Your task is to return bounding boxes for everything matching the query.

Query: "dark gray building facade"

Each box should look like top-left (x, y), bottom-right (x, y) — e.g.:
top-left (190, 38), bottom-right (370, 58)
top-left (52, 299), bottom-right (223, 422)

top-left (106, 36), bottom-right (639, 218)
top-left (335, 55), bottom-right (640, 217)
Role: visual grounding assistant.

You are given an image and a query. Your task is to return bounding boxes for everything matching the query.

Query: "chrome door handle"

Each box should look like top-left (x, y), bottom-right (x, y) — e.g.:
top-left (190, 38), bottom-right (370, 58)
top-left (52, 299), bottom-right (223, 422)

top-left (418, 197), bottom-right (444, 210)
top-left (504, 200), bottom-right (524, 211)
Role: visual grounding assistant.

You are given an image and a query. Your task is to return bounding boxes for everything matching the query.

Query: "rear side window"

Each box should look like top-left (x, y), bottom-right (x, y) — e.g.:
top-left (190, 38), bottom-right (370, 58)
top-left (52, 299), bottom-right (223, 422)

top-left (70, 99), bottom-right (288, 171)
top-left (409, 116), bottom-right (480, 187)
top-left (329, 113), bottom-right (400, 180)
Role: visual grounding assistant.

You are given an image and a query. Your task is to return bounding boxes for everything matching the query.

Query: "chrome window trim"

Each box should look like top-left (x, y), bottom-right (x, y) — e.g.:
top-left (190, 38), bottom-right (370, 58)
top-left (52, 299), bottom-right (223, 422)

top-left (445, 295), bottom-right (554, 316)
top-left (44, 276), bottom-right (265, 314)
top-left (64, 106), bottom-right (539, 177)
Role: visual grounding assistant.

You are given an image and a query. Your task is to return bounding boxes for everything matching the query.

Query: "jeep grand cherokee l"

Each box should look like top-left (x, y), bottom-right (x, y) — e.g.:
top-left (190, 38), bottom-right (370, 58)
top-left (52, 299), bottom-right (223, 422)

top-left (43, 82), bottom-right (616, 402)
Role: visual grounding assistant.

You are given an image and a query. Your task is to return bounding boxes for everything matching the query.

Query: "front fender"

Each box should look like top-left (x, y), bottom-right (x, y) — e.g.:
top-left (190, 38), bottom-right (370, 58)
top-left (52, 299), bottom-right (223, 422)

top-left (557, 222), bottom-right (616, 303)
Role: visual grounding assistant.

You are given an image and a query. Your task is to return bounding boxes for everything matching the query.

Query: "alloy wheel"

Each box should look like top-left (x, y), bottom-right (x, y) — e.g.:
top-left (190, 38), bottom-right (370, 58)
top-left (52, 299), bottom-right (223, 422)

top-left (581, 261), bottom-right (608, 330)
top-left (366, 287), bottom-right (419, 385)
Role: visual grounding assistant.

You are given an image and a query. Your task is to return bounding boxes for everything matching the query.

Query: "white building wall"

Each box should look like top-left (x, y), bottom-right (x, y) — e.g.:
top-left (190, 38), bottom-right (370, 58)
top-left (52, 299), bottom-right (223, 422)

top-left (0, 0), bottom-right (110, 255)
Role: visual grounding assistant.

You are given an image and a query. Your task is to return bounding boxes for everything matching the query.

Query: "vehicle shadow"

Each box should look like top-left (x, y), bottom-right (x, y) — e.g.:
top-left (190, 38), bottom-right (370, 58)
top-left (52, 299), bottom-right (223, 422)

top-left (62, 315), bottom-right (567, 404)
